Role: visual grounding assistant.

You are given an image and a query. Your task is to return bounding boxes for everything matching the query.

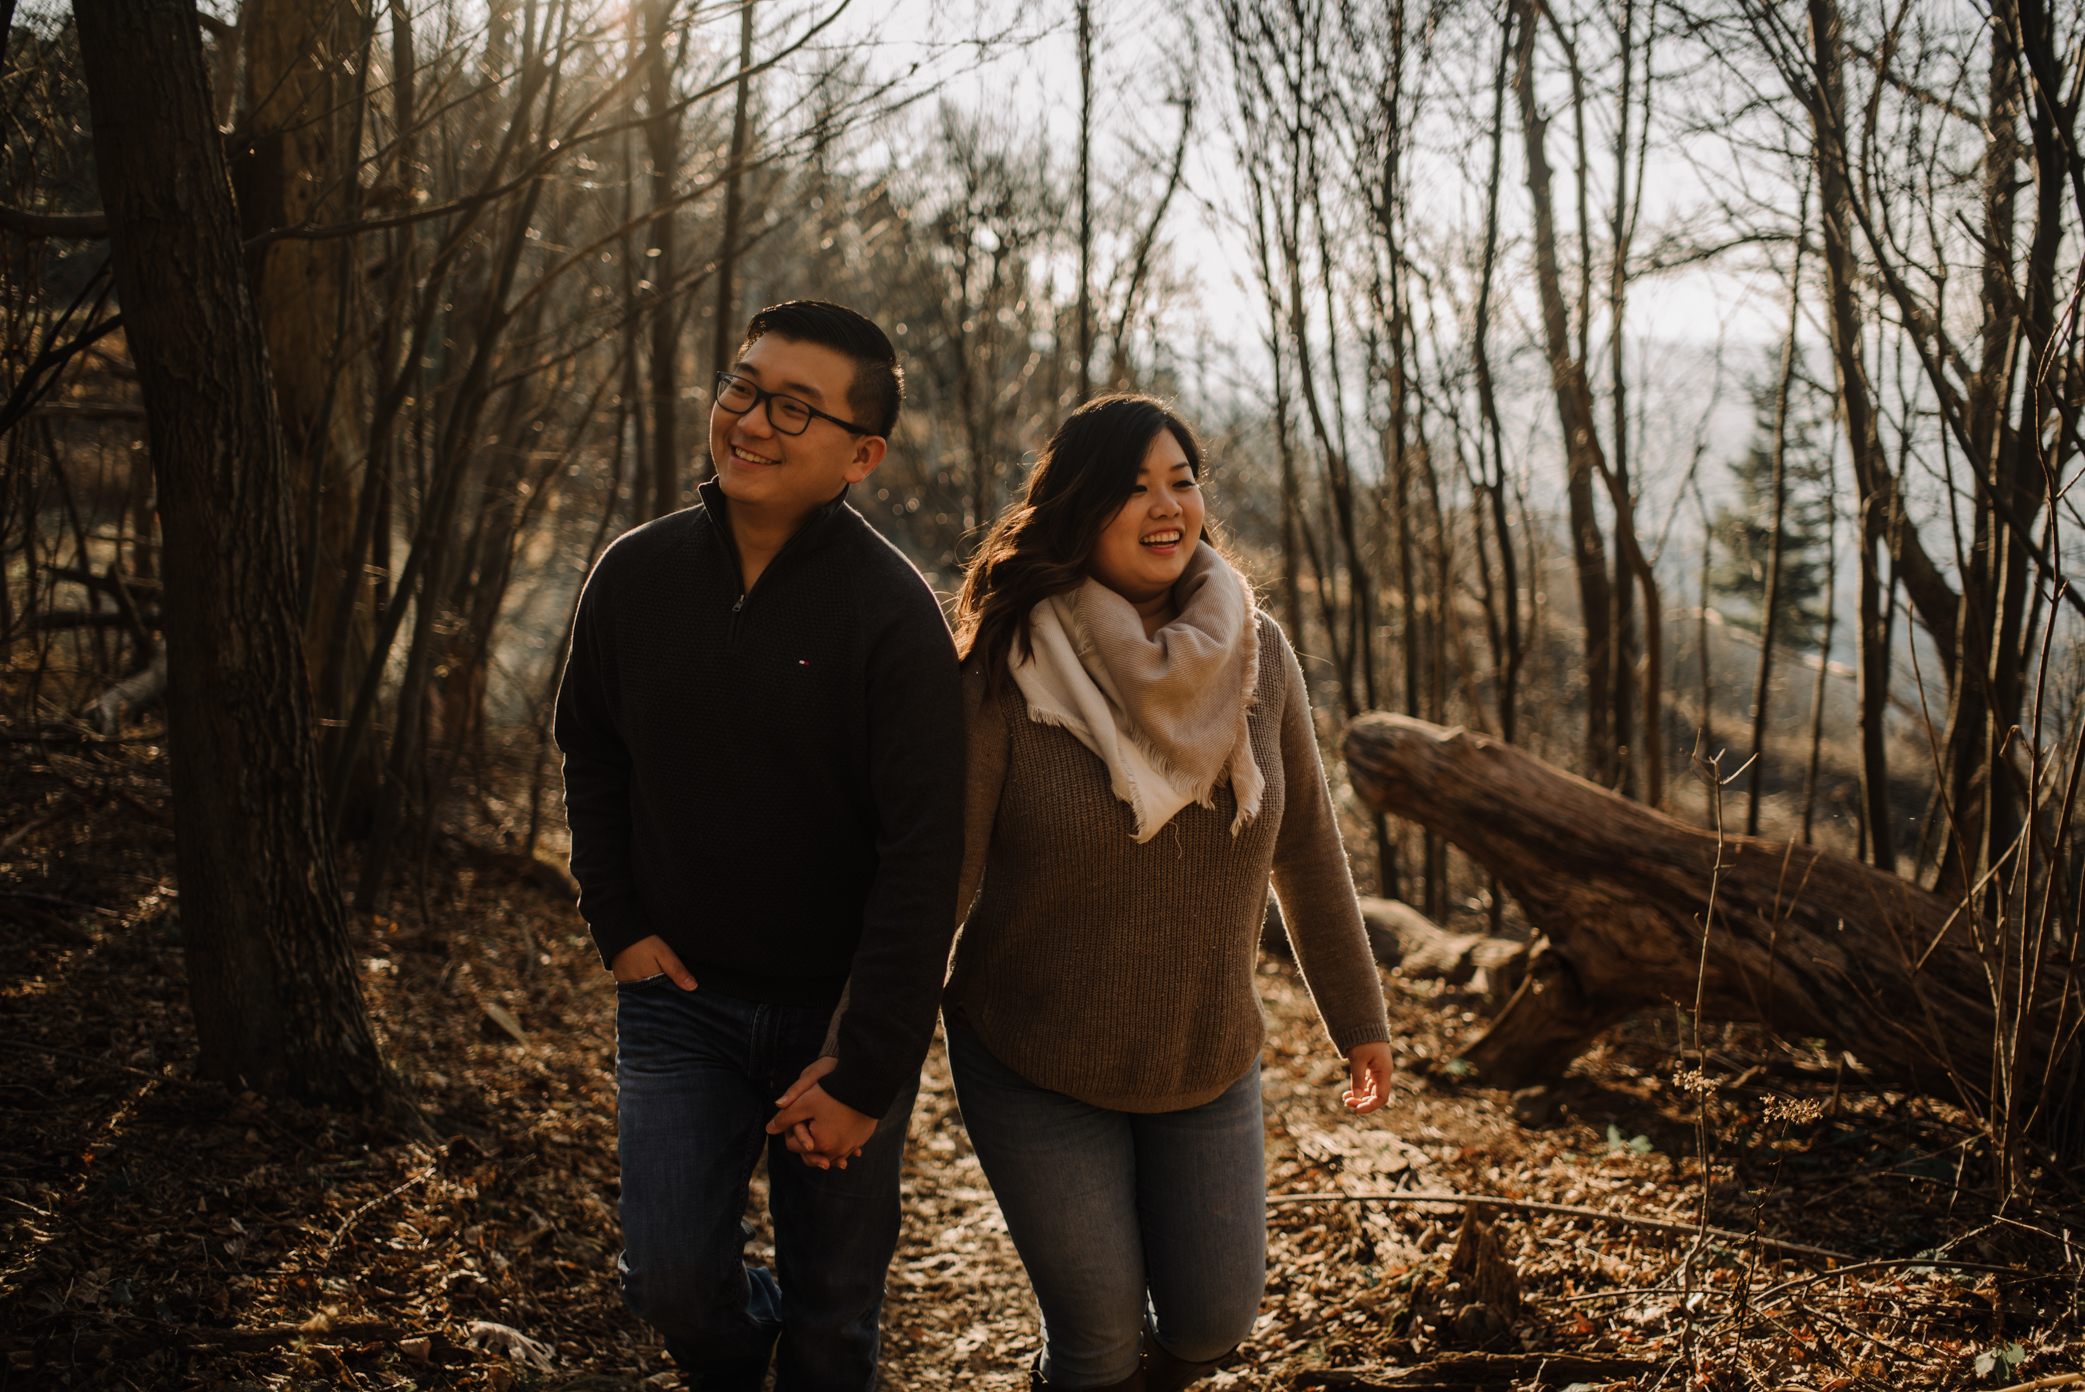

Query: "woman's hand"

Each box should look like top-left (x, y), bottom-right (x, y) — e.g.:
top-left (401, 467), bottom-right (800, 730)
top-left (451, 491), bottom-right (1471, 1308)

top-left (771, 1056), bottom-right (874, 1169)
top-left (1342, 1042), bottom-right (1394, 1114)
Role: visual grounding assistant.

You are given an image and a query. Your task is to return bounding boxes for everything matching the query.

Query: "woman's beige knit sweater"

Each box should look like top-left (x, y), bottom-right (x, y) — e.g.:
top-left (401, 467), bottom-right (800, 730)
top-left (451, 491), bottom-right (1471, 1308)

top-left (947, 612), bottom-right (1391, 1113)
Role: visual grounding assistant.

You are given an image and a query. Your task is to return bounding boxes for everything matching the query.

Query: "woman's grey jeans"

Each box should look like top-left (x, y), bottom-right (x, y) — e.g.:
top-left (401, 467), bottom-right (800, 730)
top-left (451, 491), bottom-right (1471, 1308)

top-left (946, 1026), bottom-right (1266, 1389)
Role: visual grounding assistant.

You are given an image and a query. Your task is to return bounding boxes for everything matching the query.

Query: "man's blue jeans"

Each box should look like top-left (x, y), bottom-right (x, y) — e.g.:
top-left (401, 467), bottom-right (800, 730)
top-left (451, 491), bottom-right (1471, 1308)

top-left (946, 1027), bottom-right (1266, 1389)
top-left (615, 977), bottom-right (918, 1392)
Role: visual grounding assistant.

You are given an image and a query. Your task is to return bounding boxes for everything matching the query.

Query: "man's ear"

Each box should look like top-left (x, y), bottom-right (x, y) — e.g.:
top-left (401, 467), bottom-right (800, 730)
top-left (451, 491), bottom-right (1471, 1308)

top-left (843, 435), bottom-right (888, 485)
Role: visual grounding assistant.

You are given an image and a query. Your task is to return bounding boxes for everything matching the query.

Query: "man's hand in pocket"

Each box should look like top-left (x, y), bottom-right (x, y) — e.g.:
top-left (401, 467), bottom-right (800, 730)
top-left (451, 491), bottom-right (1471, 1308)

top-left (610, 935), bottom-right (698, 988)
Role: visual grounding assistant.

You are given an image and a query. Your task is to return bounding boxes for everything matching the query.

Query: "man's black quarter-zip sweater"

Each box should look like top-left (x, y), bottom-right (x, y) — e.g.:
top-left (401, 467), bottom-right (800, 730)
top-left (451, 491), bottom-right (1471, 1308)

top-left (554, 478), bottom-right (965, 1118)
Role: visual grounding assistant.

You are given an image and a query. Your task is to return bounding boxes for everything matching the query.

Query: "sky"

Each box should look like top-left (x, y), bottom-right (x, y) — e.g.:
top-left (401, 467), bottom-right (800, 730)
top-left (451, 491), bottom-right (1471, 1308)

top-left (808, 0), bottom-right (1792, 336)
top-left (782, 0), bottom-right (1911, 684)
top-left (788, 0), bottom-right (1788, 469)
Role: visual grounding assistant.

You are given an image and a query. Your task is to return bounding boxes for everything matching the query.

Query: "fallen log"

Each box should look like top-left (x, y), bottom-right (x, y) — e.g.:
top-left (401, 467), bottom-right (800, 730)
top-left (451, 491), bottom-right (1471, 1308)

top-left (91, 640), bottom-right (167, 733)
top-left (1263, 895), bottom-right (1526, 991)
top-left (1357, 896), bottom-right (1526, 993)
top-left (25, 607), bottom-right (163, 631)
top-left (1341, 714), bottom-right (2077, 1115)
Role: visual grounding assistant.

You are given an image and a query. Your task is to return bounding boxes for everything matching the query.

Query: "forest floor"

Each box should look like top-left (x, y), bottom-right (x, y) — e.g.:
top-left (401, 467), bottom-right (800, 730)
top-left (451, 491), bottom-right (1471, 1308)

top-left (2, 733), bottom-right (2082, 1391)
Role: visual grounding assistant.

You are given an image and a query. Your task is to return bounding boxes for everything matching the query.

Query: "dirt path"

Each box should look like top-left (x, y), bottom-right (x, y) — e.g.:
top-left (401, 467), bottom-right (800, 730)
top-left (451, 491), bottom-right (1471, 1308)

top-left (1, 751), bottom-right (2075, 1389)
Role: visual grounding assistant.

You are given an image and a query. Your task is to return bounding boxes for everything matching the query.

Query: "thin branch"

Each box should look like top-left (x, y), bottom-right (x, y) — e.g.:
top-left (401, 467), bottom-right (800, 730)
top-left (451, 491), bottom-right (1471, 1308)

top-left (1265, 1188), bottom-right (1856, 1260)
top-left (0, 205), bottom-right (110, 238)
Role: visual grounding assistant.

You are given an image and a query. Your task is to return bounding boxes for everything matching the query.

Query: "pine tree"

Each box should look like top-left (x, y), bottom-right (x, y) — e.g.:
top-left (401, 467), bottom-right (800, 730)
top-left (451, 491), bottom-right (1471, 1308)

top-left (1711, 378), bottom-right (1833, 650)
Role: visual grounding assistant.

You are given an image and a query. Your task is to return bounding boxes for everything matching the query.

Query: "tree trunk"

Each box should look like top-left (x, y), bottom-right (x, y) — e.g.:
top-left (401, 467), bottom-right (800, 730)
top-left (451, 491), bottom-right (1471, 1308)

top-left (1748, 195), bottom-right (1807, 836)
top-left (1606, 0), bottom-right (1660, 805)
top-left (233, 0), bottom-right (371, 682)
top-left (707, 0), bottom-right (755, 398)
top-left (233, 0), bottom-right (380, 830)
top-left (1696, 520), bottom-right (1714, 818)
top-left (1807, 0), bottom-right (1896, 869)
top-left (356, 166), bottom-right (550, 912)
top-left (75, 0), bottom-right (407, 1116)
top-left (1075, 0), bottom-right (1093, 403)
top-left (1472, 0), bottom-right (1520, 748)
top-left (1931, 0), bottom-right (2062, 900)
top-left (1510, 0), bottom-right (1614, 785)
top-left (1801, 504), bottom-right (1838, 844)
top-left (642, 0), bottom-right (680, 519)
top-left (1343, 713), bottom-right (2076, 1130)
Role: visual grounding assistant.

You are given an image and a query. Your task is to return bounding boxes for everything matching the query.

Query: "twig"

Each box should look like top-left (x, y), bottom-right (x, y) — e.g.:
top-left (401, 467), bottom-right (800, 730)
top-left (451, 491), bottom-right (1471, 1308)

top-left (0, 204), bottom-right (109, 239)
top-left (1684, 748), bottom-right (1733, 1379)
top-left (0, 729), bottom-right (164, 744)
top-left (60, 1320), bottom-right (405, 1357)
top-left (104, 786), bottom-right (171, 826)
top-left (0, 1036), bottom-right (212, 1087)
top-left (1991, 1375), bottom-right (2084, 1392)
top-left (1746, 1255), bottom-right (2029, 1304)
top-left (1266, 1189), bottom-right (1857, 1261)
top-left (1533, 1284), bottom-right (1685, 1305)
top-left (1992, 1213), bottom-right (2080, 1246)
top-left (1535, 1255), bottom-right (2027, 1311)
top-left (323, 1154), bottom-right (445, 1258)
top-left (0, 889), bottom-right (119, 917)
top-left (0, 312), bottom-right (125, 437)
top-left (0, 1038), bottom-right (314, 1155)
top-left (0, 793), bottom-right (86, 856)
top-left (1799, 1297), bottom-right (1925, 1360)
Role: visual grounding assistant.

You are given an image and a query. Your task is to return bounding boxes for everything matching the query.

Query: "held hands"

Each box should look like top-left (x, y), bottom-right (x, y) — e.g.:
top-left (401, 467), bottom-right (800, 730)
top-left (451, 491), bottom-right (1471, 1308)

top-left (768, 1056), bottom-right (877, 1170)
top-left (611, 935), bottom-right (698, 989)
top-left (609, 939), bottom-right (870, 1166)
top-left (1342, 1041), bottom-right (1395, 1114)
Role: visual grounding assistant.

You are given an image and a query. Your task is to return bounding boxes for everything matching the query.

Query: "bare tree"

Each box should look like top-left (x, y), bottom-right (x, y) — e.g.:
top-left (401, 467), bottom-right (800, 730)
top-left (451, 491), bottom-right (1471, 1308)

top-left (74, 0), bottom-right (407, 1117)
top-left (1511, 0), bottom-right (1616, 785)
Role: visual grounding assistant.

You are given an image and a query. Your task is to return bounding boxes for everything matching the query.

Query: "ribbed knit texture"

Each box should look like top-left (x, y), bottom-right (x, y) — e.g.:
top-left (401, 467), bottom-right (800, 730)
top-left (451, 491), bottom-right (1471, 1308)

top-left (947, 613), bottom-right (1390, 1113)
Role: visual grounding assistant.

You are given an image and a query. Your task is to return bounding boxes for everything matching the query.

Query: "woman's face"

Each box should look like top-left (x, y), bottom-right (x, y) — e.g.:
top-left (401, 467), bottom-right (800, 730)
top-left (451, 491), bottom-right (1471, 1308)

top-left (1085, 428), bottom-right (1204, 607)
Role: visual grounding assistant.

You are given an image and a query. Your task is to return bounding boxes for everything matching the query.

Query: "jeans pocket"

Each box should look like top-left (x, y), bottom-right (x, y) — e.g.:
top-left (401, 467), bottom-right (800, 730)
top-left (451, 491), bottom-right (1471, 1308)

top-left (617, 972), bottom-right (669, 990)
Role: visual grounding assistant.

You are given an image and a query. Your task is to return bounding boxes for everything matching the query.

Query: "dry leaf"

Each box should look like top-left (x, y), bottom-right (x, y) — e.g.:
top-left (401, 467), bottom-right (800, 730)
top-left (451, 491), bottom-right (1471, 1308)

top-left (467, 1319), bottom-right (556, 1371)
top-left (480, 1001), bottom-right (529, 1045)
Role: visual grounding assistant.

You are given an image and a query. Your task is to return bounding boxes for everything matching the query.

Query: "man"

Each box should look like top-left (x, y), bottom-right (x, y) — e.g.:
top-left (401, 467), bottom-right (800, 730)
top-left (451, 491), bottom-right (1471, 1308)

top-left (555, 301), bottom-right (964, 1391)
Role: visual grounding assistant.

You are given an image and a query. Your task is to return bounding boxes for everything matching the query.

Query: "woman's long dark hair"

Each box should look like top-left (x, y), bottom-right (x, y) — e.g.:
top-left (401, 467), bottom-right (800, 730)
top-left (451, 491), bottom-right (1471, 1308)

top-left (954, 394), bottom-right (1208, 698)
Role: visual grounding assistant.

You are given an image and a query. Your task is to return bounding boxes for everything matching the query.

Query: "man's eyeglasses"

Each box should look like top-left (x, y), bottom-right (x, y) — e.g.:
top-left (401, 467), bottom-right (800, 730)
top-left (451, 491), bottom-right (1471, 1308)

top-left (713, 372), bottom-right (875, 437)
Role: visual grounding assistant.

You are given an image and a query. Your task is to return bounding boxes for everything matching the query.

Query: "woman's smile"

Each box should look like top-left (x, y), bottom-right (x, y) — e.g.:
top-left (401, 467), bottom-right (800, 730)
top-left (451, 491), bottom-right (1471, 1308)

top-left (1087, 428), bottom-right (1205, 617)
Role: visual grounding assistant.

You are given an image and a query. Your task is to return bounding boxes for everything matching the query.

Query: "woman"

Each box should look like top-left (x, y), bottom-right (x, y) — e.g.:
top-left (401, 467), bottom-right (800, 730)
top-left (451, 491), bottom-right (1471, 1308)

top-left (944, 394), bottom-right (1394, 1392)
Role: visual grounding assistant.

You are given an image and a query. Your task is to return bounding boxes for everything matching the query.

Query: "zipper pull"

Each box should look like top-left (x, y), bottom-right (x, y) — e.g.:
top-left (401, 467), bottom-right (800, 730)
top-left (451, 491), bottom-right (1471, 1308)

top-left (732, 595), bottom-right (746, 613)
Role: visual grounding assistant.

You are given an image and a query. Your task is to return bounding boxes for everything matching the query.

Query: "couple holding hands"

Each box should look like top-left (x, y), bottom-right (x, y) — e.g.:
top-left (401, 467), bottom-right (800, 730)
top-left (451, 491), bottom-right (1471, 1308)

top-left (556, 300), bottom-right (1393, 1392)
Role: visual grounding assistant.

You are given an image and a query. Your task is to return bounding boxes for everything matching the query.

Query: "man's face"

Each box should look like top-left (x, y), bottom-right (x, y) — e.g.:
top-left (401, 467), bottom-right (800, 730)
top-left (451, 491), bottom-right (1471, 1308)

top-left (709, 334), bottom-right (886, 520)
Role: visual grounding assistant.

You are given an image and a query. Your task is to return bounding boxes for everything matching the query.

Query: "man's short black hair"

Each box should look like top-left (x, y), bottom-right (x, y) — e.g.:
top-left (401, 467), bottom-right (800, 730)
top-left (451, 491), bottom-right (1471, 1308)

top-left (739, 300), bottom-right (904, 438)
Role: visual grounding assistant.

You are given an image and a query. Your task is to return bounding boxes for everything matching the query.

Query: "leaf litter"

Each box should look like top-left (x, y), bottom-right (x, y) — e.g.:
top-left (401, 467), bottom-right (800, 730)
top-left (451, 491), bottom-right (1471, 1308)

top-left (1, 735), bottom-right (2080, 1390)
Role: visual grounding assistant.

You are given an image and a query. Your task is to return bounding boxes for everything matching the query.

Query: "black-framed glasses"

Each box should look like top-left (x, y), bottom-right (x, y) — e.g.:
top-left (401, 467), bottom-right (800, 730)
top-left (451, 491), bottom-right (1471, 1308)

top-left (713, 371), bottom-right (875, 437)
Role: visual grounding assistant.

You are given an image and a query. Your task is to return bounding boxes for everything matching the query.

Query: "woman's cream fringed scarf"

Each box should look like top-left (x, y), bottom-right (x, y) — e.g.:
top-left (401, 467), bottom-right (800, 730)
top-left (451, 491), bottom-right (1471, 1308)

top-left (1012, 543), bottom-right (1264, 842)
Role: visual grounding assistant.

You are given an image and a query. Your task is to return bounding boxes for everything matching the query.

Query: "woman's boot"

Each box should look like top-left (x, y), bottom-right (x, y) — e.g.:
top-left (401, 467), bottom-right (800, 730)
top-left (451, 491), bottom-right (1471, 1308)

top-left (1029, 1351), bottom-right (1148, 1391)
top-left (1139, 1334), bottom-right (1231, 1392)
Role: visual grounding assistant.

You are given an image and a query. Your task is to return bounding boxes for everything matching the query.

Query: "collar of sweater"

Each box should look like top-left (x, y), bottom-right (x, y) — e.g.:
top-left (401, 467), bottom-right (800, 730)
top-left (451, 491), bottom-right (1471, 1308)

top-left (696, 478), bottom-right (855, 583)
